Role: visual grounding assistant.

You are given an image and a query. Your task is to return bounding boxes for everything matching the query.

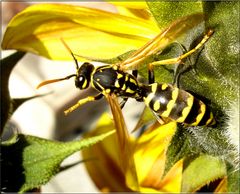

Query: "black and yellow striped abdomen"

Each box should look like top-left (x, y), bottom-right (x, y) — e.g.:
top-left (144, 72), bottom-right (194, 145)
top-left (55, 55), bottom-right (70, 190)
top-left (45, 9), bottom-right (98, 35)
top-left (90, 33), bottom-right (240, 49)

top-left (142, 83), bottom-right (215, 126)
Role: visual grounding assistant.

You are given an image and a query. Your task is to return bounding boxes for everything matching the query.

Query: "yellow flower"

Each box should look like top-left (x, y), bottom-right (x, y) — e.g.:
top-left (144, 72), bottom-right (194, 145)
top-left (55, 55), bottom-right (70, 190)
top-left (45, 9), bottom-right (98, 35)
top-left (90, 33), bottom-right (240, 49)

top-left (2, 2), bottom-right (228, 192)
top-left (134, 121), bottom-right (181, 192)
top-left (2, 2), bottom-right (159, 60)
top-left (81, 113), bottom-right (180, 192)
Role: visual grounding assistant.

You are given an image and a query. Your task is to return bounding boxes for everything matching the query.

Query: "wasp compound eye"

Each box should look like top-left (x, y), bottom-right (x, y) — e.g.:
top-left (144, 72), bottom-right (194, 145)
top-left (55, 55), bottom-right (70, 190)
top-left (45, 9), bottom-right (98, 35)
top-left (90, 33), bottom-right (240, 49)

top-left (75, 75), bottom-right (88, 89)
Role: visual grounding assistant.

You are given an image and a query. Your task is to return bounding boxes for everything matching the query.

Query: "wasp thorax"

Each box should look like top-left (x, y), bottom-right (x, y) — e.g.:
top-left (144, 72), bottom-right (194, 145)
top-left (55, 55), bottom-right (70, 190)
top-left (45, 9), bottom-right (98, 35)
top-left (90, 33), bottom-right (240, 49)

top-left (75, 62), bottom-right (94, 89)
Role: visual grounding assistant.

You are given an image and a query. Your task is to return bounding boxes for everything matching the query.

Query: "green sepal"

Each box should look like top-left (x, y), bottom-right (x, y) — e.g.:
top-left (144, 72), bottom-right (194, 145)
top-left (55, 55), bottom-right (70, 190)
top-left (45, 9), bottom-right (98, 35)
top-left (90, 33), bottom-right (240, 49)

top-left (0, 51), bottom-right (25, 132)
top-left (1, 130), bottom-right (115, 193)
top-left (147, 1), bottom-right (203, 29)
top-left (150, 2), bottom-right (239, 191)
top-left (181, 154), bottom-right (226, 192)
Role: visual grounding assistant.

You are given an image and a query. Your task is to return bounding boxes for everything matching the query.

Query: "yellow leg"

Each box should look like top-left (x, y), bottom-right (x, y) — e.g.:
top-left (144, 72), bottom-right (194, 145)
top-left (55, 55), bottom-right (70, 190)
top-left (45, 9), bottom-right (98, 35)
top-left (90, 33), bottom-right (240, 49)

top-left (150, 29), bottom-right (214, 67)
top-left (64, 93), bottom-right (103, 115)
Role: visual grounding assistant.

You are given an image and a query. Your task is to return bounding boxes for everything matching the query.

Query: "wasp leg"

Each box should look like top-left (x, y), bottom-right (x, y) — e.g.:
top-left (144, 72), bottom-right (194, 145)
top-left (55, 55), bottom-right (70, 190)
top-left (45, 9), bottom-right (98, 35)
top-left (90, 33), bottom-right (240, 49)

top-left (64, 93), bottom-right (103, 115)
top-left (149, 30), bottom-right (213, 68)
top-left (148, 64), bottom-right (155, 84)
top-left (173, 64), bottom-right (184, 87)
top-left (172, 43), bottom-right (189, 87)
top-left (173, 41), bottom-right (205, 87)
top-left (152, 111), bottom-right (167, 125)
top-left (132, 70), bottom-right (138, 78)
top-left (120, 97), bottom-right (129, 109)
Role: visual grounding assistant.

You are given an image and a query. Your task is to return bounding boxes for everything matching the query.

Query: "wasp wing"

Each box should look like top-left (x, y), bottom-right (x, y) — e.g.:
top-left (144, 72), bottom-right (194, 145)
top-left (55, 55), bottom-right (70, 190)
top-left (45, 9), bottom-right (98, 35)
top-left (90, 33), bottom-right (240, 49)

top-left (131, 106), bottom-right (173, 133)
top-left (106, 94), bottom-right (139, 190)
top-left (120, 13), bottom-right (204, 71)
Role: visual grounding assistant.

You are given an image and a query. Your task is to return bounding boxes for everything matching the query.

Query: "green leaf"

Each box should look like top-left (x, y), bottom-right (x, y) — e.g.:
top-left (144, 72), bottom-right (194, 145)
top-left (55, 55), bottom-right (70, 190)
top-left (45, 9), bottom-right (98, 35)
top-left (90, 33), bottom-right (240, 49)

top-left (146, 1), bottom-right (239, 112)
top-left (201, 1), bottom-right (239, 110)
top-left (182, 154), bottom-right (226, 192)
top-left (138, 2), bottom-right (206, 85)
top-left (76, 49), bottom-right (136, 65)
top-left (59, 158), bottom-right (93, 173)
top-left (0, 52), bottom-right (49, 135)
top-left (164, 126), bottom-right (201, 175)
top-left (1, 130), bottom-right (115, 193)
top-left (12, 93), bottom-right (51, 113)
top-left (176, 1), bottom-right (239, 113)
top-left (164, 125), bottom-right (232, 174)
top-left (150, 2), bottom-right (239, 190)
top-left (0, 51), bottom-right (25, 132)
top-left (227, 168), bottom-right (240, 193)
top-left (147, 2), bottom-right (203, 30)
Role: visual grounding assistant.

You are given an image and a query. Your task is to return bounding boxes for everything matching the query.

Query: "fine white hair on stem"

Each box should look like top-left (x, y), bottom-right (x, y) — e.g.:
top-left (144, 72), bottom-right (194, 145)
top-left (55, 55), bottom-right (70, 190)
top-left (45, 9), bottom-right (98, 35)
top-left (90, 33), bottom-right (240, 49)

top-left (225, 98), bottom-right (239, 169)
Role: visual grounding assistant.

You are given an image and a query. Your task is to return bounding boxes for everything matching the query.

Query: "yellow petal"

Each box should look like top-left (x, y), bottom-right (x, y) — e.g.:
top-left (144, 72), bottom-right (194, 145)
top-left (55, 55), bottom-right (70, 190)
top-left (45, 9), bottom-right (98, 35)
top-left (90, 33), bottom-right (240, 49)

top-left (134, 122), bottom-right (177, 184)
top-left (109, 2), bottom-right (149, 9)
top-left (139, 159), bottom-right (183, 193)
top-left (139, 151), bottom-right (166, 190)
top-left (214, 177), bottom-right (227, 193)
top-left (82, 113), bottom-right (182, 192)
top-left (116, 6), bottom-right (154, 21)
top-left (155, 159), bottom-right (183, 192)
top-left (2, 3), bottom-right (159, 60)
top-left (81, 114), bottom-right (131, 192)
top-left (109, 2), bottom-right (158, 23)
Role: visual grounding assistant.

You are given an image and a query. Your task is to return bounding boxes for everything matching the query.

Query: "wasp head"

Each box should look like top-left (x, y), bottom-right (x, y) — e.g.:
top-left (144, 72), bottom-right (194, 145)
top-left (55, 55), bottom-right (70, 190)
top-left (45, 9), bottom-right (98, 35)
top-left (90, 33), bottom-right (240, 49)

top-left (75, 62), bottom-right (94, 89)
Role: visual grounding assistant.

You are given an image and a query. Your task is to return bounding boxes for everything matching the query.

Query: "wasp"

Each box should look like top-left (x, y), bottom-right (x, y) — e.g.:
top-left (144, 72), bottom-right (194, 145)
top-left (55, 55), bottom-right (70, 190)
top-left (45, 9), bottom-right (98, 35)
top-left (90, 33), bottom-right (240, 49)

top-left (37, 13), bottom-right (215, 126)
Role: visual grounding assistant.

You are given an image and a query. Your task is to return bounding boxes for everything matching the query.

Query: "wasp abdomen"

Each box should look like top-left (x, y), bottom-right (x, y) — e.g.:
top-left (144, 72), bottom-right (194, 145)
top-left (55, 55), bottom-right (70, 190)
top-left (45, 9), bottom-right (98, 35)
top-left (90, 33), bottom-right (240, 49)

top-left (142, 83), bottom-right (215, 126)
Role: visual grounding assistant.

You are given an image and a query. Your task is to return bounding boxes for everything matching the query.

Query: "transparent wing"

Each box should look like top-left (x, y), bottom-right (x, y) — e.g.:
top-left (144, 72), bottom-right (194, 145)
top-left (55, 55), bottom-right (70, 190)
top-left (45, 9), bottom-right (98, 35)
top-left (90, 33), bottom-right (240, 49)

top-left (151, 110), bottom-right (172, 125)
top-left (120, 13), bottom-right (204, 71)
top-left (106, 94), bottom-right (139, 190)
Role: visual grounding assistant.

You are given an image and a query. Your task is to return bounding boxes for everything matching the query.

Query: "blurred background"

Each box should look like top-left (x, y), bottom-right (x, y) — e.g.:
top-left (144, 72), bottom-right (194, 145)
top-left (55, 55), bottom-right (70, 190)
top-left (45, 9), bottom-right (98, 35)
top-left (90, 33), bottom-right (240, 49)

top-left (2, 1), bottom-right (144, 192)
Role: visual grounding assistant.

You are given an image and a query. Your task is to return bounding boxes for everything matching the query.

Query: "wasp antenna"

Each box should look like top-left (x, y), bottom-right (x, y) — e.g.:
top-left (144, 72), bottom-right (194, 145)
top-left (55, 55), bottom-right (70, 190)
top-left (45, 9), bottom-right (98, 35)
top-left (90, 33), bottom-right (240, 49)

top-left (60, 38), bottom-right (79, 70)
top-left (36, 74), bottom-right (76, 89)
top-left (37, 79), bottom-right (61, 89)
